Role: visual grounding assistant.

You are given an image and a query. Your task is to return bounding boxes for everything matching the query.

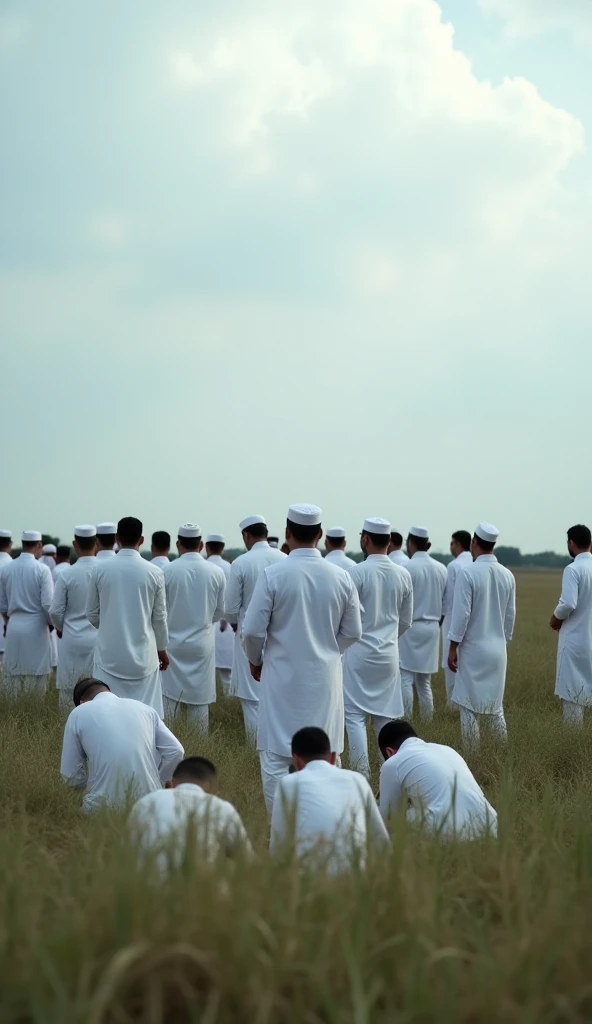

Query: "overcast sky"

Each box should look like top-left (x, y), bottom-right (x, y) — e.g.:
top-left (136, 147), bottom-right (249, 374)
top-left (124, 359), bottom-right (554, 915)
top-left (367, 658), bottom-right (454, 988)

top-left (1, 0), bottom-right (590, 553)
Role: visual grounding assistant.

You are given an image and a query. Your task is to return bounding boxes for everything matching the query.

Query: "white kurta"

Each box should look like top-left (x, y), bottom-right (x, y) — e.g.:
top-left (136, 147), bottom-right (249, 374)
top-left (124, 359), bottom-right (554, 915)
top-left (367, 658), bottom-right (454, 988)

top-left (162, 554), bottom-right (226, 706)
top-left (398, 552), bottom-right (447, 674)
top-left (242, 548), bottom-right (363, 756)
top-left (86, 549), bottom-right (168, 715)
top-left (448, 555), bottom-right (516, 714)
top-left (389, 550), bottom-right (410, 566)
top-left (224, 542), bottom-right (287, 701)
top-left (379, 737), bottom-right (497, 837)
top-left (325, 550), bottom-right (357, 573)
top-left (342, 555), bottom-right (413, 717)
top-left (0, 554), bottom-right (54, 677)
top-left (206, 554), bottom-right (234, 671)
top-left (96, 549), bottom-right (116, 560)
top-left (554, 552), bottom-right (592, 705)
top-left (151, 555), bottom-right (170, 570)
top-left (53, 561), bottom-right (71, 578)
top-left (441, 551), bottom-right (474, 668)
top-left (0, 551), bottom-right (12, 655)
top-left (49, 556), bottom-right (97, 691)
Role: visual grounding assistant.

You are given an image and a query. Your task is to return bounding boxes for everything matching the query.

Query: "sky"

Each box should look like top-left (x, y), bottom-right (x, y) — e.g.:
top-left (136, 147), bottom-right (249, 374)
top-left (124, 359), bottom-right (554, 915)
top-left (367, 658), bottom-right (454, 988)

top-left (1, 0), bottom-right (591, 553)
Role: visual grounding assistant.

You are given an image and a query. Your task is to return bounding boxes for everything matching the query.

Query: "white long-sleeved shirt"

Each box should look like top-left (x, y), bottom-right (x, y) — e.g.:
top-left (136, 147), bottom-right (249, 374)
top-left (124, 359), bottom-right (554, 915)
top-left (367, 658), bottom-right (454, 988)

top-left (49, 556), bottom-right (98, 690)
top-left (206, 554), bottom-right (234, 670)
top-left (389, 550), bottom-right (409, 566)
top-left (86, 549), bottom-right (168, 680)
top-left (0, 551), bottom-right (13, 653)
top-left (325, 550), bottom-right (357, 573)
top-left (0, 553), bottom-right (54, 675)
top-left (162, 554), bottom-right (226, 704)
top-left (270, 759), bottom-right (390, 871)
top-left (96, 549), bottom-right (116, 560)
top-left (398, 552), bottom-right (447, 674)
top-left (553, 552), bottom-right (592, 704)
top-left (151, 555), bottom-right (170, 570)
top-left (379, 737), bottom-right (497, 838)
top-left (61, 691), bottom-right (184, 813)
top-left (441, 550), bottom-right (474, 666)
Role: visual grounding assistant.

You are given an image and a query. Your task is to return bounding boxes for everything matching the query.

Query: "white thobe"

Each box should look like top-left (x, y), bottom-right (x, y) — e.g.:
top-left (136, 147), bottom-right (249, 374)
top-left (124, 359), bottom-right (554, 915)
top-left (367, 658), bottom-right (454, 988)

top-left (379, 737), bottom-right (497, 838)
top-left (242, 549), bottom-right (363, 756)
top-left (448, 555), bottom-right (516, 714)
top-left (224, 542), bottom-right (287, 702)
top-left (96, 549), bottom-right (116, 560)
top-left (151, 555), bottom-right (170, 570)
top-left (206, 555), bottom-right (234, 671)
top-left (39, 555), bottom-right (59, 666)
top-left (162, 554), bottom-right (226, 706)
top-left (343, 556), bottom-right (413, 718)
top-left (389, 550), bottom-right (410, 566)
top-left (325, 550), bottom-right (357, 573)
top-left (60, 691), bottom-right (184, 814)
top-left (270, 760), bottom-right (389, 871)
top-left (129, 784), bottom-right (253, 873)
top-left (39, 554), bottom-right (57, 578)
top-left (441, 551), bottom-right (474, 669)
top-left (49, 557), bottom-right (98, 692)
top-left (398, 553), bottom-right (447, 673)
top-left (0, 553), bottom-right (54, 680)
top-left (86, 549), bottom-right (168, 716)
top-left (0, 551), bottom-right (12, 656)
top-left (554, 552), bottom-right (592, 706)
top-left (53, 561), bottom-right (71, 578)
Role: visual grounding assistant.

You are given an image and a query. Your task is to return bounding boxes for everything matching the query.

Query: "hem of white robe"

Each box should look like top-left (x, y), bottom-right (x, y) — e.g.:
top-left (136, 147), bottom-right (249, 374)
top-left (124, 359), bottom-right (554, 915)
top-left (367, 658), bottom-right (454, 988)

top-left (162, 691), bottom-right (216, 706)
top-left (453, 698), bottom-right (504, 715)
top-left (344, 696), bottom-right (404, 718)
top-left (554, 687), bottom-right (592, 706)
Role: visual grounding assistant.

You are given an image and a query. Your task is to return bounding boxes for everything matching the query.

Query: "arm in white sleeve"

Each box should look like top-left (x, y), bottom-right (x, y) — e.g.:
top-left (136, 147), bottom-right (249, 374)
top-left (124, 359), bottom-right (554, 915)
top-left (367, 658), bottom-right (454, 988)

top-left (442, 563), bottom-right (455, 619)
top-left (49, 574), bottom-right (68, 632)
top-left (379, 759), bottom-right (404, 821)
top-left (60, 716), bottom-right (88, 790)
top-left (398, 574), bottom-right (414, 637)
top-left (86, 571), bottom-right (100, 629)
top-left (0, 571), bottom-right (7, 617)
top-left (224, 564), bottom-right (243, 625)
top-left (337, 578), bottom-right (363, 654)
top-left (554, 565), bottom-right (578, 622)
top-left (447, 570), bottom-right (472, 644)
top-left (151, 573), bottom-right (169, 651)
top-left (213, 574), bottom-right (226, 625)
top-left (505, 576), bottom-right (517, 642)
top-left (360, 780), bottom-right (391, 847)
top-left (242, 572), bottom-right (273, 666)
top-left (225, 807), bottom-right (254, 859)
top-left (154, 716), bottom-right (184, 783)
top-left (40, 565), bottom-right (54, 625)
top-left (269, 778), bottom-right (290, 853)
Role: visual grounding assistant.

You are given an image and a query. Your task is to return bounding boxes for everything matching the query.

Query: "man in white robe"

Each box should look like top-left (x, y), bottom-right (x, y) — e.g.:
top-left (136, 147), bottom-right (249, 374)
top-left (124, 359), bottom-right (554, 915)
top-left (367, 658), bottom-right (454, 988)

top-left (0, 529), bottom-right (13, 664)
top-left (378, 720), bottom-right (497, 838)
top-left (343, 518), bottom-right (413, 779)
top-left (324, 527), bottom-right (357, 572)
top-left (151, 531), bottom-right (171, 570)
top-left (96, 522), bottom-right (117, 560)
top-left (448, 523), bottom-right (516, 749)
top-left (243, 503), bottom-right (363, 812)
top-left (204, 533), bottom-right (234, 696)
top-left (399, 527), bottom-right (447, 720)
top-left (0, 530), bottom-right (54, 693)
top-left (224, 515), bottom-right (287, 743)
top-left (388, 531), bottom-right (409, 566)
top-left (61, 678), bottom-right (184, 814)
top-left (53, 545), bottom-right (73, 577)
top-left (50, 526), bottom-right (98, 711)
top-left (441, 530), bottom-right (473, 710)
top-left (40, 543), bottom-right (59, 668)
top-left (86, 516), bottom-right (169, 716)
top-left (162, 524), bottom-right (226, 732)
top-left (550, 524), bottom-right (592, 725)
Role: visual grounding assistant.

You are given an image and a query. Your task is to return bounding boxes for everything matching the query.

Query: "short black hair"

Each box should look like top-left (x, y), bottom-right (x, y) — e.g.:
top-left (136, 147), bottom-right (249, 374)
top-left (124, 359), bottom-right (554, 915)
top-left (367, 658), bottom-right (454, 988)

top-left (568, 525), bottom-right (591, 551)
top-left (73, 678), bottom-right (111, 706)
top-left (452, 530), bottom-right (471, 551)
top-left (97, 533), bottom-right (116, 548)
top-left (362, 530), bottom-right (390, 550)
top-left (75, 535), bottom-right (96, 552)
top-left (0, 537), bottom-right (12, 552)
top-left (267, 535), bottom-right (279, 544)
top-left (206, 542), bottom-right (225, 556)
top-left (178, 535), bottom-right (201, 552)
top-left (56, 545), bottom-right (71, 559)
top-left (244, 523), bottom-right (268, 541)
top-left (408, 534), bottom-right (430, 552)
top-left (287, 520), bottom-right (321, 544)
top-left (326, 535), bottom-right (345, 550)
top-left (291, 726), bottom-right (331, 760)
top-left (378, 720), bottom-right (417, 758)
top-left (152, 531), bottom-right (170, 550)
top-left (390, 532), bottom-right (403, 548)
top-left (22, 541), bottom-right (39, 552)
top-left (473, 535), bottom-right (495, 554)
top-left (117, 517), bottom-right (143, 546)
top-left (173, 757), bottom-right (217, 785)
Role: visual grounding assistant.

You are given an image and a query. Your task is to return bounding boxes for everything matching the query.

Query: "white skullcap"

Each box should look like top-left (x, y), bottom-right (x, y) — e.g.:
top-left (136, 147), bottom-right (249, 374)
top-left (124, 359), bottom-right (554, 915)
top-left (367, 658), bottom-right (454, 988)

top-left (178, 523), bottom-right (201, 538)
top-left (240, 515), bottom-right (266, 532)
top-left (206, 533), bottom-right (225, 544)
top-left (268, 540), bottom-right (279, 547)
top-left (475, 522), bottom-right (499, 544)
top-left (22, 530), bottom-right (42, 543)
top-left (409, 526), bottom-right (429, 539)
top-left (326, 526), bottom-right (346, 539)
top-left (42, 543), bottom-right (57, 554)
top-left (288, 504), bottom-right (322, 526)
top-left (363, 517), bottom-right (391, 536)
top-left (97, 522), bottom-right (117, 535)
top-left (74, 525), bottom-right (96, 538)
top-left (0, 529), bottom-right (11, 539)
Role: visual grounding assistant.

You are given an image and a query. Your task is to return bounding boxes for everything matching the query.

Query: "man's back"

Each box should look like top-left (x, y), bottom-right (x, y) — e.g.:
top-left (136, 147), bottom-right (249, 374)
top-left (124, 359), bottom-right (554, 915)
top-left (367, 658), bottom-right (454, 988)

top-left (0, 554), bottom-right (53, 616)
top-left (350, 556), bottom-right (413, 652)
top-left (52, 558), bottom-right (97, 640)
top-left (165, 555), bottom-right (225, 644)
top-left (325, 550), bottom-right (357, 573)
top-left (452, 557), bottom-right (515, 645)
top-left (226, 542), bottom-right (286, 623)
top-left (557, 554), bottom-right (592, 635)
top-left (389, 550), bottom-right (409, 566)
top-left (406, 553), bottom-right (447, 620)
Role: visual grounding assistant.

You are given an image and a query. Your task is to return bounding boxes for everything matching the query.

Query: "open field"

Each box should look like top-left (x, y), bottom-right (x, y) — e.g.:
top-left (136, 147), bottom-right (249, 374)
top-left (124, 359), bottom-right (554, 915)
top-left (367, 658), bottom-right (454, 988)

top-left (3, 570), bottom-right (592, 1023)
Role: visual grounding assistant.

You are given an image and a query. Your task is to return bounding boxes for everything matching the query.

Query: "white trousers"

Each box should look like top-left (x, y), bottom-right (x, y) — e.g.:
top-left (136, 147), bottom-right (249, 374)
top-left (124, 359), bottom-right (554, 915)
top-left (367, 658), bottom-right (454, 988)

top-left (241, 698), bottom-right (258, 745)
top-left (401, 670), bottom-right (434, 720)
top-left (3, 674), bottom-right (48, 696)
top-left (443, 667), bottom-right (458, 711)
top-left (260, 750), bottom-right (293, 815)
top-left (163, 695), bottom-right (209, 733)
top-left (563, 699), bottom-right (585, 726)
top-left (217, 668), bottom-right (232, 697)
top-left (459, 706), bottom-right (507, 750)
top-left (344, 704), bottom-right (391, 779)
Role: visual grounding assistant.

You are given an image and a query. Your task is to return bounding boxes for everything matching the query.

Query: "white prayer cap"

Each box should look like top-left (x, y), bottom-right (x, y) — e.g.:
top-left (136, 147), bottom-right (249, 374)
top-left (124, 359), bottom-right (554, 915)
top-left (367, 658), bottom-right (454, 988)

top-left (42, 543), bottom-right (57, 554)
top-left (178, 523), bottom-right (201, 538)
top-left (326, 526), bottom-right (346, 539)
top-left (206, 533), bottom-right (225, 544)
top-left (0, 529), bottom-right (11, 539)
top-left (240, 514), bottom-right (266, 532)
top-left (363, 517), bottom-right (391, 536)
top-left (475, 522), bottom-right (499, 544)
top-left (97, 522), bottom-right (117, 535)
top-left (288, 504), bottom-right (322, 526)
top-left (22, 530), bottom-right (42, 543)
top-left (74, 525), bottom-right (96, 538)
top-left (409, 526), bottom-right (429, 539)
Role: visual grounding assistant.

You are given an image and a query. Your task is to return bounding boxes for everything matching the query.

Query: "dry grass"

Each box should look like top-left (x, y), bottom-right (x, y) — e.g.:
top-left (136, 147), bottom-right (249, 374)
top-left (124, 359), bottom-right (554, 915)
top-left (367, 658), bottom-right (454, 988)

top-left (2, 571), bottom-right (592, 1022)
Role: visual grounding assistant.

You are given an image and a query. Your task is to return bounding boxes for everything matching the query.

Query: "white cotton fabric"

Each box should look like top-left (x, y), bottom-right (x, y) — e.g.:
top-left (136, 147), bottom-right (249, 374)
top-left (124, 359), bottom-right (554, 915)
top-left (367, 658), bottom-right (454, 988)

top-left (0, 551), bottom-right (12, 655)
top-left (554, 552), bottom-right (592, 706)
top-left (398, 552), bottom-right (447, 674)
top-left (325, 550), bottom-right (357, 573)
top-left (206, 554), bottom-right (235, 671)
top-left (151, 555), bottom-right (170, 570)
top-left (49, 556), bottom-right (98, 691)
top-left (441, 551), bottom-right (474, 669)
top-left (389, 550), bottom-right (409, 566)
top-left (0, 554), bottom-right (54, 676)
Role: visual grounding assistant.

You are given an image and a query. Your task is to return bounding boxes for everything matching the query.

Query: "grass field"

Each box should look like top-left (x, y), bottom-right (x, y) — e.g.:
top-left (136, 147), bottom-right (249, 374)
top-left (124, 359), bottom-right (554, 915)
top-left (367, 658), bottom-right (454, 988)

top-left (2, 570), bottom-right (592, 1023)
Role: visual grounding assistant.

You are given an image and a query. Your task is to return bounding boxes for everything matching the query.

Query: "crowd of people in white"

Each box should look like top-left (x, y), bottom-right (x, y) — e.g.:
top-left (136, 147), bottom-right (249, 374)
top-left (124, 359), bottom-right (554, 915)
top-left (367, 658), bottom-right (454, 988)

top-left (0, 508), bottom-right (590, 870)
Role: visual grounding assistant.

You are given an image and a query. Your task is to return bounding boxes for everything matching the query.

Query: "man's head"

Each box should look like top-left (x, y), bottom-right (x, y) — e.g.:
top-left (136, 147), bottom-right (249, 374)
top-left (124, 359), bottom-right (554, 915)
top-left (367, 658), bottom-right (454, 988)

top-left (177, 524), bottom-right (203, 554)
top-left (21, 531), bottom-right (42, 557)
top-left (205, 534), bottom-right (225, 557)
top-left (450, 530), bottom-right (471, 559)
top-left (73, 526), bottom-right (97, 556)
top-left (96, 522), bottom-right (117, 551)
top-left (285, 504), bottom-right (323, 551)
top-left (268, 537), bottom-right (279, 548)
top-left (471, 522), bottom-right (499, 559)
top-left (360, 518), bottom-right (391, 557)
top-left (56, 545), bottom-right (72, 565)
top-left (0, 530), bottom-right (12, 554)
top-left (151, 531), bottom-right (171, 557)
top-left (567, 524), bottom-right (592, 558)
top-left (378, 720), bottom-right (417, 760)
top-left (325, 527), bottom-right (346, 553)
top-left (73, 677), bottom-right (111, 706)
top-left (291, 726), bottom-right (336, 770)
top-left (388, 531), bottom-right (404, 555)
top-left (42, 544), bottom-right (57, 562)
top-left (407, 527), bottom-right (430, 556)
top-left (116, 517), bottom-right (143, 550)
top-left (166, 756), bottom-right (217, 792)
top-left (240, 515), bottom-right (268, 551)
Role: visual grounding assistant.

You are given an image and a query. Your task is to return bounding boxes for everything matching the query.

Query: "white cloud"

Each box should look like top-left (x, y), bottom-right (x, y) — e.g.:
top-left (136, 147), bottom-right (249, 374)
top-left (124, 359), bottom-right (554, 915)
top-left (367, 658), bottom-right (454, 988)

top-left (479, 0), bottom-right (592, 39)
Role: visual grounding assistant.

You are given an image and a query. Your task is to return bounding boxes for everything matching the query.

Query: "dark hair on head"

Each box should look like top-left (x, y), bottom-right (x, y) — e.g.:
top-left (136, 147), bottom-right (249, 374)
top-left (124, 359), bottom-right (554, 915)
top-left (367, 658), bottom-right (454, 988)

top-left (408, 534), bottom-right (430, 552)
top-left (152, 531), bottom-right (171, 550)
top-left (56, 545), bottom-right (71, 559)
top-left (473, 535), bottom-right (495, 554)
top-left (97, 533), bottom-right (116, 548)
top-left (291, 726), bottom-right (331, 760)
top-left (117, 517), bottom-right (143, 546)
top-left (390, 531), bottom-right (403, 548)
top-left (173, 756), bottom-right (217, 784)
top-left (206, 541), bottom-right (225, 556)
top-left (75, 534), bottom-right (96, 552)
top-left (22, 541), bottom-right (39, 551)
top-left (362, 530), bottom-right (390, 551)
top-left (568, 524), bottom-right (592, 551)
top-left (378, 720), bottom-right (417, 758)
top-left (326, 535), bottom-right (345, 550)
top-left (73, 677), bottom-right (110, 707)
top-left (178, 535), bottom-right (201, 552)
top-left (0, 537), bottom-right (12, 552)
top-left (267, 535), bottom-right (278, 543)
top-left (287, 520), bottom-right (322, 544)
top-left (244, 523), bottom-right (268, 541)
top-left (452, 530), bottom-right (471, 552)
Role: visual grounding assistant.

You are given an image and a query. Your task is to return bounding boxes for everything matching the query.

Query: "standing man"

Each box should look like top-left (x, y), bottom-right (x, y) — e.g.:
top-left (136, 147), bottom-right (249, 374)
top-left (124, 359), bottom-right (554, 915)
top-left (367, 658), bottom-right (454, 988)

top-left (0, 529), bottom-right (13, 664)
top-left (40, 544), bottom-right (57, 576)
top-left (86, 516), bottom-right (169, 716)
top-left (388, 531), bottom-right (409, 566)
top-left (0, 530), bottom-right (54, 693)
top-left (343, 518), bottom-right (413, 778)
top-left (53, 545), bottom-right (73, 579)
top-left (441, 530), bottom-right (473, 710)
top-left (96, 522), bottom-right (117, 560)
top-left (268, 536), bottom-right (280, 550)
top-left (324, 527), bottom-right (357, 572)
top-left (204, 533), bottom-right (233, 696)
top-left (162, 524), bottom-right (226, 732)
top-left (399, 527), bottom-right (447, 721)
top-left (242, 504), bottom-right (363, 812)
top-left (151, 531), bottom-right (171, 570)
top-left (448, 523), bottom-right (516, 749)
top-left (50, 526), bottom-right (98, 710)
top-left (224, 515), bottom-right (286, 743)
top-left (550, 524), bottom-right (592, 725)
